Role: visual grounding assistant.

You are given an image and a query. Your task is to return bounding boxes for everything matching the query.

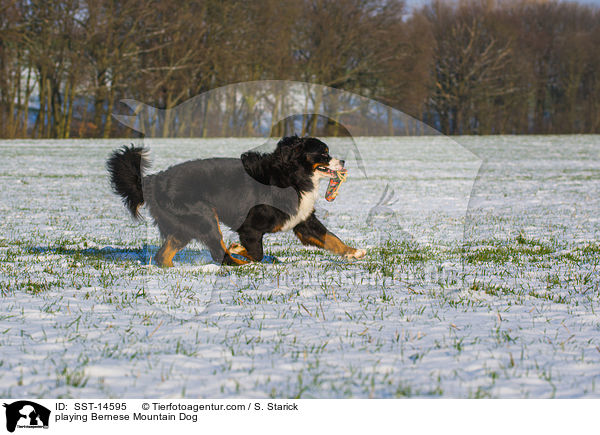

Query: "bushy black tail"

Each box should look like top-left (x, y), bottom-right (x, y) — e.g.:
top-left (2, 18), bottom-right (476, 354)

top-left (106, 145), bottom-right (150, 219)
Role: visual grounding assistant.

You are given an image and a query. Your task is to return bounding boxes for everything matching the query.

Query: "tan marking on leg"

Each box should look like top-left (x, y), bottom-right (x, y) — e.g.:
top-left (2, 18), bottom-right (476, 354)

top-left (322, 233), bottom-right (355, 256)
top-left (229, 242), bottom-right (249, 257)
top-left (295, 230), bottom-right (366, 259)
top-left (155, 236), bottom-right (184, 267)
top-left (229, 242), bottom-right (263, 262)
top-left (213, 209), bottom-right (248, 265)
top-left (220, 239), bottom-right (248, 265)
top-left (295, 232), bottom-right (325, 248)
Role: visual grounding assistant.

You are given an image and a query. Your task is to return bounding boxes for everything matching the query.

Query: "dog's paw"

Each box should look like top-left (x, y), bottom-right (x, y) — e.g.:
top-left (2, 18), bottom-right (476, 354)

top-left (228, 242), bottom-right (245, 255)
top-left (345, 248), bottom-right (366, 260)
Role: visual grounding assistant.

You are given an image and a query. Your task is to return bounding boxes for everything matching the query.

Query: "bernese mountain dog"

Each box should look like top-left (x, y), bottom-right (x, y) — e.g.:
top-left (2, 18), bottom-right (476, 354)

top-left (106, 135), bottom-right (366, 266)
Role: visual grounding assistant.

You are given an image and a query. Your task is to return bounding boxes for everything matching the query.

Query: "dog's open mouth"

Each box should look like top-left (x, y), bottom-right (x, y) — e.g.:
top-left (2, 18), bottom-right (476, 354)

top-left (316, 166), bottom-right (338, 177)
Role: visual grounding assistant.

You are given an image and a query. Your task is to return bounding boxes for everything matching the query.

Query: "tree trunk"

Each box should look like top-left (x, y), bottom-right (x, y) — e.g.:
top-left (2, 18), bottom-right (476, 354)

top-left (103, 84), bottom-right (115, 138)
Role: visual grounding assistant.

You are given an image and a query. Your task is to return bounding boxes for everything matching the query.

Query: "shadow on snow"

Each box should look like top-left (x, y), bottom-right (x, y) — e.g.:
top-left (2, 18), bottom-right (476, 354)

top-left (24, 245), bottom-right (279, 265)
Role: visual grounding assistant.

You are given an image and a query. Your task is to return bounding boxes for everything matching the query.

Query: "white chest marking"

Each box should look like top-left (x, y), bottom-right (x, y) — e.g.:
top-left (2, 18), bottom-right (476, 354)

top-left (280, 175), bottom-right (320, 232)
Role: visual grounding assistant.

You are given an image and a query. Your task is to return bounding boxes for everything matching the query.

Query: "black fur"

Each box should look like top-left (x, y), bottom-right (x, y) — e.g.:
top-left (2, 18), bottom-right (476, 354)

top-left (106, 145), bottom-right (149, 218)
top-left (107, 136), bottom-right (361, 266)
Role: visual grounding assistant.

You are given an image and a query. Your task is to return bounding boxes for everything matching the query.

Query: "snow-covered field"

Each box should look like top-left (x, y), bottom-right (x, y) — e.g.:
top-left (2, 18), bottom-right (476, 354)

top-left (0, 136), bottom-right (599, 398)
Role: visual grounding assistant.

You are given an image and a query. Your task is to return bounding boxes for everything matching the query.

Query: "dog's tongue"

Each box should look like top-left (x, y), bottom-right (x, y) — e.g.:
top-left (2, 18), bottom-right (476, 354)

top-left (325, 168), bottom-right (347, 202)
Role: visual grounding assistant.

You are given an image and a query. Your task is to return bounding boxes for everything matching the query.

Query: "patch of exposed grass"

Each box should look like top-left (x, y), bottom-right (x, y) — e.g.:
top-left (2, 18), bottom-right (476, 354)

top-left (463, 235), bottom-right (555, 264)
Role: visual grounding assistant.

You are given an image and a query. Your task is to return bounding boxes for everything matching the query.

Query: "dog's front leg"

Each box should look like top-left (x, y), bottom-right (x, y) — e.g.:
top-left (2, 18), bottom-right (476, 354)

top-left (228, 229), bottom-right (264, 262)
top-left (293, 213), bottom-right (366, 259)
top-left (228, 239), bottom-right (263, 262)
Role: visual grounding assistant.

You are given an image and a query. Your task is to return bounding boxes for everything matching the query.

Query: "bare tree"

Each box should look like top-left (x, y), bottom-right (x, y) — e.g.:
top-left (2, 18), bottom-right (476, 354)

top-left (1, 0), bottom-right (599, 138)
top-left (425, 1), bottom-right (515, 134)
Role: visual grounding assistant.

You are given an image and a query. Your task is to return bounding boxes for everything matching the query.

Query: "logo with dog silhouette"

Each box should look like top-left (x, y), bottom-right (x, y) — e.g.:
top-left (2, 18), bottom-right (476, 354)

top-left (3, 401), bottom-right (50, 432)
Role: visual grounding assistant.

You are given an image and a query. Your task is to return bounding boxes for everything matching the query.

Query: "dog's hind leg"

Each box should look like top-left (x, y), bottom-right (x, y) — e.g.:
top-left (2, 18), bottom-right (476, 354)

top-left (195, 210), bottom-right (248, 266)
top-left (154, 235), bottom-right (189, 267)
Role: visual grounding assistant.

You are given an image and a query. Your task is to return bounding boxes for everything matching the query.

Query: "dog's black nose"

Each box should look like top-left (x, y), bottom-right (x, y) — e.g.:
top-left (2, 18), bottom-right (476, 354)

top-left (340, 160), bottom-right (345, 166)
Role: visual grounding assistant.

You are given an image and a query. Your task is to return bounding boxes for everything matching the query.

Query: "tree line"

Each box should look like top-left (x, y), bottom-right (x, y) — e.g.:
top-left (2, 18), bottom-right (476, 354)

top-left (0, 0), bottom-right (599, 138)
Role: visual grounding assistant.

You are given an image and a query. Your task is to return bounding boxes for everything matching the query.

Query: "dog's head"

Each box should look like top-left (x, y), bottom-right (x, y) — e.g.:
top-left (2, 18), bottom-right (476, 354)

top-left (276, 136), bottom-right (344, 178)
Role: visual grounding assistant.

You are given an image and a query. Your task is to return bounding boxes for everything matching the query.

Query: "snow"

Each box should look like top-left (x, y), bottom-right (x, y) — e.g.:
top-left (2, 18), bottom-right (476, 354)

top-left (0, 135), bottom-right (599, 398)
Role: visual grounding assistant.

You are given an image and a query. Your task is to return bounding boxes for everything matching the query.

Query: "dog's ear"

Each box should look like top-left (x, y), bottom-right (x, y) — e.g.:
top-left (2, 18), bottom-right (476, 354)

top-left (276, 134), bottom-right (300, 149)
top-left (275, 135), bottom-right (305, 168)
